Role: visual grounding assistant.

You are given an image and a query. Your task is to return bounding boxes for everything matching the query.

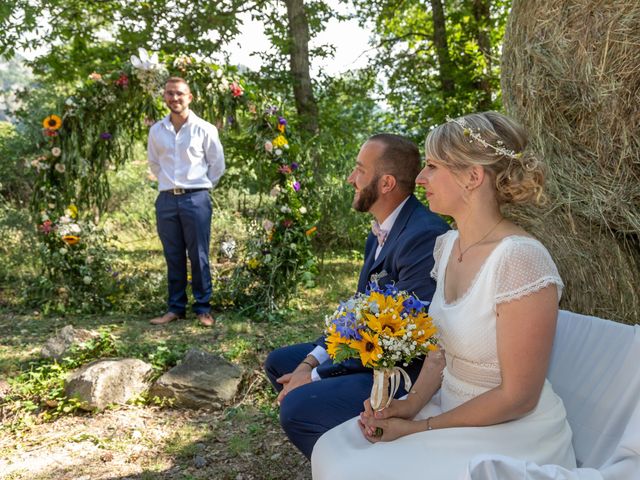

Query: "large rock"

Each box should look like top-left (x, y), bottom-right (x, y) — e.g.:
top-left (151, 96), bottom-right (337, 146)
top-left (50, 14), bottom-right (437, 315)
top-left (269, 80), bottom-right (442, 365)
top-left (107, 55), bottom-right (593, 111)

top-left (65, 358), bottom-right (154, 411)
top-left (41, 325), bottom-right (98, 360)
top-left (149, 349), bottom-right (243, 409)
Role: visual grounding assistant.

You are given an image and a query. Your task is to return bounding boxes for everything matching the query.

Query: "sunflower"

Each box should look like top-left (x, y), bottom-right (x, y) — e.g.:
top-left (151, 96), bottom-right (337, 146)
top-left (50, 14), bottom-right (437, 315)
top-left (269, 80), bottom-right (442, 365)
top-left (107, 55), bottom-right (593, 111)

top-left (272, 135), bottom-right (288, 148)
top-left (61, 235), bottom-right (80, 245)
top-left (412, 312), bottom-right (438, 343)
top-left (67, 204), bottom-right (78, 218)
top-left (368, 291), bottom-right (406, 314)
top-left (323, 324), bottom-right (346, 358)
top-left (349, 330), bottom-right (383, 368)
top-left (366, 311), bottom-right (406, 337)
top-left (43, 115), bottom-right (62, 131)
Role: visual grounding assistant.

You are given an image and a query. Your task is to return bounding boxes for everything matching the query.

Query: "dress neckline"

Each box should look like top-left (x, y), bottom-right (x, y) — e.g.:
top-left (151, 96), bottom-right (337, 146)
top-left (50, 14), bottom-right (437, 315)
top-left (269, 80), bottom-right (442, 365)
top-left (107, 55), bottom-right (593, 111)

top-left (440, 231), bottom-right (534, 307)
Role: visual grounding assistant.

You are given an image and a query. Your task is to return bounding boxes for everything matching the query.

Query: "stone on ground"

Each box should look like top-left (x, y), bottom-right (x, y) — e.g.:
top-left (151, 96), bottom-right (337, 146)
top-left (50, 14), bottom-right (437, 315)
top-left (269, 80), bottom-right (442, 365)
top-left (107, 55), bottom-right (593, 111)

top-left (65, 358), bottom-right (154, 410)
top-left (149, 349), bottom-right (243, 409)
top-left (41, 325), bottom-right (99, 360)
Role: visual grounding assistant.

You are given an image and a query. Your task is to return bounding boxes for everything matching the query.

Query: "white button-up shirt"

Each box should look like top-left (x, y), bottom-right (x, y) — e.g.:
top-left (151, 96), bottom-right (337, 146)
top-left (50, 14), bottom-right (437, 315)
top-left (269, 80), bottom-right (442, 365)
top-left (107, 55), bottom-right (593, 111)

top-left (148, 111), bottom-right (225, 191)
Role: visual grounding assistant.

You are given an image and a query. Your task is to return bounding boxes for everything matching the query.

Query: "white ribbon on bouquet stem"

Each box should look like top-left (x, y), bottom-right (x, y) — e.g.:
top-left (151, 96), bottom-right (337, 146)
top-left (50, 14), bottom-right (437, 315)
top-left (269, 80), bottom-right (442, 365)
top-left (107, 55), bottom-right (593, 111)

top-left (370, 366), bottom-right (412, 411)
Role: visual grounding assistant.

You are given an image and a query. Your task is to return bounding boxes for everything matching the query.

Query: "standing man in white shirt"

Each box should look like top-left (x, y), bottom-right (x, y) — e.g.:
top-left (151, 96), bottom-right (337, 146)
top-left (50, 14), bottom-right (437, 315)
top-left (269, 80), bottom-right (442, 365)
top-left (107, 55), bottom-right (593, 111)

top-left (147, 77), bottom-right (225, 327)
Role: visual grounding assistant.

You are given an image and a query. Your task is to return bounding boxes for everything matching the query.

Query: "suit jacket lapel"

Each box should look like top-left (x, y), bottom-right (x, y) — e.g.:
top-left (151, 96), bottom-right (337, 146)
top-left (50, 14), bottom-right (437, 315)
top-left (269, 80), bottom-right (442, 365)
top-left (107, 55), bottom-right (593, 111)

top-left (369, 195), bottom-right (418, 272)
top-left (358, 234), bottom-right (378, 292)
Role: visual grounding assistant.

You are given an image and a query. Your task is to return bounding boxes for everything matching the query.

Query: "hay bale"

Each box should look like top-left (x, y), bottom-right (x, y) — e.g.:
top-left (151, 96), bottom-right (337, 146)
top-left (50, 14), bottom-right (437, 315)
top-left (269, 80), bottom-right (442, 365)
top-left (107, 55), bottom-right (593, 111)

top-left (507, 205), bottom-right (640, 324)
top-left (501, 0), bottom-right (640, 324)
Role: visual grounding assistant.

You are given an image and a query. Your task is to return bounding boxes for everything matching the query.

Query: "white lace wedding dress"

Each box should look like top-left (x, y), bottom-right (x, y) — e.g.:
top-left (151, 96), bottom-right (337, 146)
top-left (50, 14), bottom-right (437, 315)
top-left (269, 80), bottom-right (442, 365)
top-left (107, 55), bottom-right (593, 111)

top-left (312, 231), bottom-right (576, 479)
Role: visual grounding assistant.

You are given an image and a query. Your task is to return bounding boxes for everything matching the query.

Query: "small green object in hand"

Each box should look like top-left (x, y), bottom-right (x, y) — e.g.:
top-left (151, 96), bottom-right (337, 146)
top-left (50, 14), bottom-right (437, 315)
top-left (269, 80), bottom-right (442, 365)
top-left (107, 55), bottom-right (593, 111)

top-left (374, 427), bottom-right (383, 437)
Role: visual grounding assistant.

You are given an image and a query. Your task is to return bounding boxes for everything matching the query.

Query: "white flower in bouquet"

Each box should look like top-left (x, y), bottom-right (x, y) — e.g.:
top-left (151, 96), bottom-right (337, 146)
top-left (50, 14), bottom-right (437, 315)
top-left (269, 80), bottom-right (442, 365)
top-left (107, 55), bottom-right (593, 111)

top-left (324, 283), bottom-right (439, 410)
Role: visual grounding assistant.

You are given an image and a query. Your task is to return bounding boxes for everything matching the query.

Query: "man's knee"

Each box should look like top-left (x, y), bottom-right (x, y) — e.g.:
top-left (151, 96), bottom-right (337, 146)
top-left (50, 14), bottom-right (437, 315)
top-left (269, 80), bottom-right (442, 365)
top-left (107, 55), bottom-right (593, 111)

top-left (279, 391), bottom-right (315, 444)
top-left (279, 389), bottom-right (326, 459)
top-left (264, 349), bottom-right (283, 391)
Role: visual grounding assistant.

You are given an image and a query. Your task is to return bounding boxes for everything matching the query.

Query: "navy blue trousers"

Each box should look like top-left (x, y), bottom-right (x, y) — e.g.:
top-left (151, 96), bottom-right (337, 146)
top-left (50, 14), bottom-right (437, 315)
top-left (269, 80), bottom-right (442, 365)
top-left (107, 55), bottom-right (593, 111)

top-left (155, 190), bottom-right (212, 315)
top-left (264, 342), bottom-right (380, 459)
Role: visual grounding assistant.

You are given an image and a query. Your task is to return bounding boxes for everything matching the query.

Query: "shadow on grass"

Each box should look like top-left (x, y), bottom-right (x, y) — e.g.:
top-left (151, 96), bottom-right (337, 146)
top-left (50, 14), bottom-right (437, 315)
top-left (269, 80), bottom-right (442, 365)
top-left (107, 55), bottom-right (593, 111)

top-left (0, 252), bottom-right (359, 480)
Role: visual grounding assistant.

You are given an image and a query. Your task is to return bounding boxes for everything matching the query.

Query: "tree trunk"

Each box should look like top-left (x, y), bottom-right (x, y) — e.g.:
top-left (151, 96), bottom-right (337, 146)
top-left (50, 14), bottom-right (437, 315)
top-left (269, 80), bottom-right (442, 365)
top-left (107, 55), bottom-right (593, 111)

top-left (283, 0), bottom-right (319, 138)
top-left (430, 0), bottom-right (455, 98)
top-left (472, 0), bottom-right (492, 109)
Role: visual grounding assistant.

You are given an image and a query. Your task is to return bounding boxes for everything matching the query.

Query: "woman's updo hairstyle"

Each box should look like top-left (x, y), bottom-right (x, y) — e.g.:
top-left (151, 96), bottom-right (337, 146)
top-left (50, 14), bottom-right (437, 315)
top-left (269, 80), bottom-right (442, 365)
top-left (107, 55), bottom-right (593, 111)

top-left (425, 111), bottom-right (547, 206)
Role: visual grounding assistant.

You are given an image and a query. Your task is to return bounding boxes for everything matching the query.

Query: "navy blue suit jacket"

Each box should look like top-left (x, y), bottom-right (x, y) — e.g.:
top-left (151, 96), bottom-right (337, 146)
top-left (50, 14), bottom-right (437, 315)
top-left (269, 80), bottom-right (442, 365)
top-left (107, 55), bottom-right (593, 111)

top-left (315, 194), bottom-right (450, 379)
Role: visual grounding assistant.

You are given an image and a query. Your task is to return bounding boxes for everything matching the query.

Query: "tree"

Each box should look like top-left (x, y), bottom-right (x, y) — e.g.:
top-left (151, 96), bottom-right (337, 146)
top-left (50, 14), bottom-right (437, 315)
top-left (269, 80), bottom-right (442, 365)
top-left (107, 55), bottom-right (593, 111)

top-left (0, 0), bottom-right (263, 82)
top-left (352, 0), bottom-right (510, 140)
top-left (0, 55), bottom-right (34, 121)
top-left (471, 0), bottom-right (494, 110)
top-left (430, 0), bottom-right (455, 98)
top-left (284, 0), bottom-right (320, 137)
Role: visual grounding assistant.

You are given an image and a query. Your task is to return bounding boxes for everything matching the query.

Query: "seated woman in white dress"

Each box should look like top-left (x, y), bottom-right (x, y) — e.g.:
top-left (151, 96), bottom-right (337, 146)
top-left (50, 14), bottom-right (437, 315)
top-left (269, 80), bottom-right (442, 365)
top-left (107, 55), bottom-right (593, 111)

top-left (312, 112), bottom-right (576, 479)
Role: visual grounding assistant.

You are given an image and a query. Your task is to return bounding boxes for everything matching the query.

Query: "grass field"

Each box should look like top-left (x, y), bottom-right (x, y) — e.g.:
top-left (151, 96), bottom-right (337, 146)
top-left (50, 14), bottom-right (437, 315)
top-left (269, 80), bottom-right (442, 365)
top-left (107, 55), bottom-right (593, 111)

top-left (0, 158), bottom-right (363, 479)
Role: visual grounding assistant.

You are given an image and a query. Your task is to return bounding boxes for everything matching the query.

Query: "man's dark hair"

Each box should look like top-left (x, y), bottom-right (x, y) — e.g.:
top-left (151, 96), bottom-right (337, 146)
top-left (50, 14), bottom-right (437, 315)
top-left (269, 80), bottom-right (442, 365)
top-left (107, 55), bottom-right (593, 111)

top-left (368, 133), bottom-right (421, 194)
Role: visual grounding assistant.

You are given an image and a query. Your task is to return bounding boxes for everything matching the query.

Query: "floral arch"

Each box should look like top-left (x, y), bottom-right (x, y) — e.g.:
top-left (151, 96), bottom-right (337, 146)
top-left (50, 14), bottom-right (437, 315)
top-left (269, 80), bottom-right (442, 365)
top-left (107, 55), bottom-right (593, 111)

top-left (28, 49), bottom-right (318, 315)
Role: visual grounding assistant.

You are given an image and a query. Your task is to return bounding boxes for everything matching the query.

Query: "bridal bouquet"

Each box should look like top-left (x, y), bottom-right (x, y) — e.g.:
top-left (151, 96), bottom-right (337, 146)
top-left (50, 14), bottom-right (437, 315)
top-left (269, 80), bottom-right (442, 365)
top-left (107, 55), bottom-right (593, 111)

top-left (324, 281), bottom-right (438, 409)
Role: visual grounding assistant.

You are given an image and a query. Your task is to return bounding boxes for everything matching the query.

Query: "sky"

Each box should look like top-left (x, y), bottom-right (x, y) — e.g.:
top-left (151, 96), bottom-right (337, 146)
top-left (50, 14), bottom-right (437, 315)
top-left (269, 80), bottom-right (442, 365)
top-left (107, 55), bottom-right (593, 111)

top-left (227, 7), bottom-right (373, 77)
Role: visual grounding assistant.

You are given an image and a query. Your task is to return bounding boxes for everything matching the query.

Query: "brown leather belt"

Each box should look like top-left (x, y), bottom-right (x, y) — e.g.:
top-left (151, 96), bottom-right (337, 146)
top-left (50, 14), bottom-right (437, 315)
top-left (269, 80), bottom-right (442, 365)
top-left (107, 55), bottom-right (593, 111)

top-left (164, 188), bottom-right (209, 195)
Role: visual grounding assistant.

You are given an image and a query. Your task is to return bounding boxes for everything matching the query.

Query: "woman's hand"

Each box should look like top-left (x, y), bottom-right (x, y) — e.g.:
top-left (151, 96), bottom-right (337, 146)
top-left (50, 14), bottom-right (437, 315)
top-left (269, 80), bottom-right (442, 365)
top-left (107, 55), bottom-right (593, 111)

top-left (361, 396), bottom-right (420, 423)
top-left (358, 414), bottom-right (421, 443)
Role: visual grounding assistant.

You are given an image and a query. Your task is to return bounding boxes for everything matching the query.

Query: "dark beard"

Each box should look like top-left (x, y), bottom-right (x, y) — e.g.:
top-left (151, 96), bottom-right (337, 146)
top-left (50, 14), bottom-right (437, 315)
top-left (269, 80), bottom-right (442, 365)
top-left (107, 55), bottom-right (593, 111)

top-left (352, 176), bottom-right (379, 212)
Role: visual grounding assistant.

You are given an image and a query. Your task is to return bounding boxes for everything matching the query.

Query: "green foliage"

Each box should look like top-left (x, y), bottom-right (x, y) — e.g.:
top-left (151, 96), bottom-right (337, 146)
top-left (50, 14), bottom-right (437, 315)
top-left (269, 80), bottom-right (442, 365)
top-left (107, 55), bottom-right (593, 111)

top-left (118, 340), bottom-right (189, 377)
top-left (7, 52), bottom-right (320, 315)
top-left (212, 112), bottom-right (319, 315)
top-left (28, 207), bottom-right (121, 315)
top-left (312, 69), bottom-right (384, 249)
top-left (0, 198), bottom-right (39, 310)
top-left (0, 120), bottom-right (35, 204)
top-left (3, 327), bottom-right (118, 430)
top-left (1, 0), bottom-right (261, 82)
top-left (352, 0), bottom-right (509, 140)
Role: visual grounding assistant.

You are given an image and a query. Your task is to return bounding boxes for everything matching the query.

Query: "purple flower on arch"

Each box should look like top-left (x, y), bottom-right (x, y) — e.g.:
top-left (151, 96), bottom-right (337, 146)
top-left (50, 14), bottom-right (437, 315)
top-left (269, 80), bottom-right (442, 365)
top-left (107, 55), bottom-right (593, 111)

top-left (278, 116), bottom-right (287, 126)
top-left (292, 181), bottom-right (301, 192)
top-left (290, 162), bottom-right (299, 170)
top-left (100, 132), bottom-right (112, 140)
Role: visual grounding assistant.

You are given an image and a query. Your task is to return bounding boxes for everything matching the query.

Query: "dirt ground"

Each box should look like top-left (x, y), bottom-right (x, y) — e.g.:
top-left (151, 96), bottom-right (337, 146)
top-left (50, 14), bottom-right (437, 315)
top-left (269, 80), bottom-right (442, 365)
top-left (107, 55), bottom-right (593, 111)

top-left (0, 398), bottom-right (311, 480)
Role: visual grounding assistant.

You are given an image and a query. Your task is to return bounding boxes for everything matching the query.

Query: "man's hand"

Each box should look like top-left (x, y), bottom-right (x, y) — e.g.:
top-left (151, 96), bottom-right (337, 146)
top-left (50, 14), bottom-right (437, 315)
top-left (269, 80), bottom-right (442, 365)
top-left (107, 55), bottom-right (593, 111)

top-left (276, 364), bottom-right (314, 404)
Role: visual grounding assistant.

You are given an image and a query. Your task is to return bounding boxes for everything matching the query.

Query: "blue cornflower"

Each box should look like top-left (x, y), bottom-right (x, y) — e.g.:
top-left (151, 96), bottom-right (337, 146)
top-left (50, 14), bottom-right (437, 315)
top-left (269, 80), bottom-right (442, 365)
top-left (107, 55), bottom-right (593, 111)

top-left (333, 312), bottom-right (363, 340)
top-left (382, 284), bottom-right (399, 297)
top-left (402, 296), bottom-right (428, 313)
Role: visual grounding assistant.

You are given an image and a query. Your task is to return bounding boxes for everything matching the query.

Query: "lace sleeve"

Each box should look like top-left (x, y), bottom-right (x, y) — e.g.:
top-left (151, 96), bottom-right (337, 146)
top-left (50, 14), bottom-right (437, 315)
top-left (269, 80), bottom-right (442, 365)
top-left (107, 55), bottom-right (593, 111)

top-left (494, 238), bottom-right (564, 304)
top-left (430, 231), bottom-right (451, 280)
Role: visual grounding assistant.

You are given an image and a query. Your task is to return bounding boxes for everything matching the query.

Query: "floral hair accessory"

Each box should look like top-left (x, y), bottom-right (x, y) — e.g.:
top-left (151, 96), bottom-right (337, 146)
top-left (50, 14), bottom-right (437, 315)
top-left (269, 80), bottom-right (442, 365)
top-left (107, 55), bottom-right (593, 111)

top-left (445, 116), bottom-right (523, 160)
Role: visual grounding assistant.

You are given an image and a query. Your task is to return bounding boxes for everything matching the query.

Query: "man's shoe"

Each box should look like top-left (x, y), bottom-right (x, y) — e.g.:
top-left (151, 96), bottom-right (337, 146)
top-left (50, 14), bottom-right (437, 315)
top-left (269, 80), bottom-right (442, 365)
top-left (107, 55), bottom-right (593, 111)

top-left (149, 312), bottom-right (184, 325)
top-left (197, 312), bottom-right (215, 327)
